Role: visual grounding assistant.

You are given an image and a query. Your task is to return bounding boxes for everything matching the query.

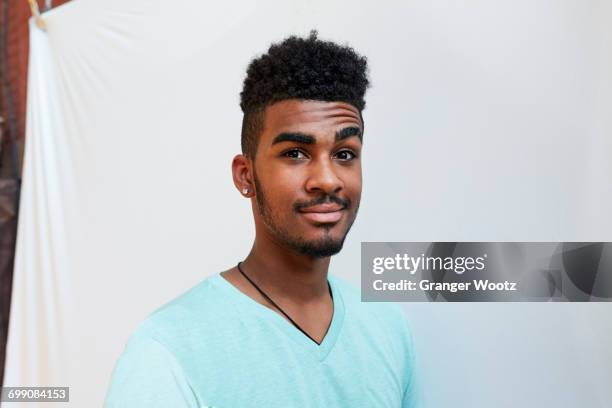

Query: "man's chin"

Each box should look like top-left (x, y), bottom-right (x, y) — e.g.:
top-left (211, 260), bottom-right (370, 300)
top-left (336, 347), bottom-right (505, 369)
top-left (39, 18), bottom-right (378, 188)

top-left (289, 236), bottom-right (346, 258)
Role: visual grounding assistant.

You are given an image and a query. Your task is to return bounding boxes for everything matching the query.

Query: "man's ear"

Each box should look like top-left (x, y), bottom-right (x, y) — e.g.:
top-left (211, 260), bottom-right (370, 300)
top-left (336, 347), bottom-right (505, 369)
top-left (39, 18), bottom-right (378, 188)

top-left (232, 154), bottom-right (253, 197)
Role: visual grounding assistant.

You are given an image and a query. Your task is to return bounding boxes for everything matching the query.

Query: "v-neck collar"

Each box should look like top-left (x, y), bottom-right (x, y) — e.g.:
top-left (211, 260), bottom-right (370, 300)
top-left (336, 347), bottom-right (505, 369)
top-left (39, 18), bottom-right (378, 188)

top-left (209, 271), bottom-right (345, 362)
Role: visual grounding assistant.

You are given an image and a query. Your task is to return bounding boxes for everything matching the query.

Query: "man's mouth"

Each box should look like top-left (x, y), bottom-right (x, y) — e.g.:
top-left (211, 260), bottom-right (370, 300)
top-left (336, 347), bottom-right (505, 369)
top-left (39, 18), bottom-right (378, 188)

top-left (298, 203), bottom-right (345, 224)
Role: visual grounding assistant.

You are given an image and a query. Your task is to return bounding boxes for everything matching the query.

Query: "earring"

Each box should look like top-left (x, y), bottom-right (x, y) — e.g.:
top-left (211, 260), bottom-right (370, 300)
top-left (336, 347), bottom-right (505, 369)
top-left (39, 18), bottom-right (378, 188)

top-left (242, 187), bottom-right (249, 195)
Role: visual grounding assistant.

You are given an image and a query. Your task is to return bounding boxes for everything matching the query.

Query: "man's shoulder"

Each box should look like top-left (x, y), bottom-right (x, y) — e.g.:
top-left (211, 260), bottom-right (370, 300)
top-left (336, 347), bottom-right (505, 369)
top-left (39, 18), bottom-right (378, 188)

top-left (106, 277), bottom-right (225, 407)
top-left (132, 273), bottom-right (231, 346)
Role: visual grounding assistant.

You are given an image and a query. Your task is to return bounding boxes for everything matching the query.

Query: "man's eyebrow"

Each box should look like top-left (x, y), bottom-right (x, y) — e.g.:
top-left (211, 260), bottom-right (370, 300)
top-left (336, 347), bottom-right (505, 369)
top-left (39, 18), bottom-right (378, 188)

top-left (271, 132), bottom-right (316, 145)
top-left (336, 126), bottom-right (362, 142)
top-left (271, 127), bottom-right (362, 146)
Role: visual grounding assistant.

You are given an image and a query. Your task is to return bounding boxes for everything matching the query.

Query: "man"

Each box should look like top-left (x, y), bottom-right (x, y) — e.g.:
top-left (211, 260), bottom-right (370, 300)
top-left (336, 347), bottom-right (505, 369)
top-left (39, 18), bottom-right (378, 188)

top-left (105, 31), bottom-right (420, 407)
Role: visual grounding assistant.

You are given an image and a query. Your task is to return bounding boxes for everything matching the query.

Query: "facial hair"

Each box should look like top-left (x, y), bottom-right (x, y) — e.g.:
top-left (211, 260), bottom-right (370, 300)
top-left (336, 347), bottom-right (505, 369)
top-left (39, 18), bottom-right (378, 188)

top-left (252, 168), bottom-right (358, 258)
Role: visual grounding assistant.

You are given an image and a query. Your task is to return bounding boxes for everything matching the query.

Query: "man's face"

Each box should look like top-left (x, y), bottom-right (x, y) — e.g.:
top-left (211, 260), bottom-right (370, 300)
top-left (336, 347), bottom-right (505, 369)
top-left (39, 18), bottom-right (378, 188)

top-left (251, 99), bottom-right (363, 258)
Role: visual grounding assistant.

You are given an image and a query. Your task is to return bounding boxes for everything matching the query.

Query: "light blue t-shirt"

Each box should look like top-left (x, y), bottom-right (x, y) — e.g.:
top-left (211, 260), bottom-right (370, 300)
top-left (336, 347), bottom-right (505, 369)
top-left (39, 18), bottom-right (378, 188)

top-left (105, 272), bottom-right (420, 407)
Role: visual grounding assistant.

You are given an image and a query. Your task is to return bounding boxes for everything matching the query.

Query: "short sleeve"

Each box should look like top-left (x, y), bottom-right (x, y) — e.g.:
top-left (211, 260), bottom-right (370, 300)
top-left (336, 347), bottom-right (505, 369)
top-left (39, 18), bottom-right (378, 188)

top-left (398, 308), bottom-right (423, 408)
top-left (104, 330), bottom-right (199, 408)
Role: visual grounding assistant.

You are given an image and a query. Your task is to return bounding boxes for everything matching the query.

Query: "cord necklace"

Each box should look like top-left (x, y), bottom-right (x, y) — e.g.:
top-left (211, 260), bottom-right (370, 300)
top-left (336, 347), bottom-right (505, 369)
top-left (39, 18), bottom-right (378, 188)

top-left (236, 261), bottom-right (332, 346)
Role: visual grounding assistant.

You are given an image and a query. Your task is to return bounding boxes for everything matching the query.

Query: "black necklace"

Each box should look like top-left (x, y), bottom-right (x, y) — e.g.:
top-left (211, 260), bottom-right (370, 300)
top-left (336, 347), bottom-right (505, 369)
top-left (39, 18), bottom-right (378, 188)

top-left (236, 261), bottom-right (333, 346)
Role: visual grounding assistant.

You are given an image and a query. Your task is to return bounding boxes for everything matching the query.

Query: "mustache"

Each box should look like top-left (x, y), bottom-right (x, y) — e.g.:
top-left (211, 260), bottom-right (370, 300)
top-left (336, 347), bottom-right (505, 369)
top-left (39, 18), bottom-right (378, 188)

top-left (294, 195), bottom-right (350, 212)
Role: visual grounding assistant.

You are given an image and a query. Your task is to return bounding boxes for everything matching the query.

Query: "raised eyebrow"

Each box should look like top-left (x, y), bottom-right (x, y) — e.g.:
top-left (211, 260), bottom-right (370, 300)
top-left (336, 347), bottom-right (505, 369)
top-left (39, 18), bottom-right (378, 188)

top-left (335, 126), bottom-right (362, 142)
top-left (271, 132), bottom-right (316, 145)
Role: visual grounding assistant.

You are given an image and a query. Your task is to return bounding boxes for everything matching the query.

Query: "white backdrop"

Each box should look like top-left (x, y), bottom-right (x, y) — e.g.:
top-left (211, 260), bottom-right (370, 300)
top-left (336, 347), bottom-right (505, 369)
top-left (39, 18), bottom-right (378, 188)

top-left (5, 0), bottom-right (612, 407)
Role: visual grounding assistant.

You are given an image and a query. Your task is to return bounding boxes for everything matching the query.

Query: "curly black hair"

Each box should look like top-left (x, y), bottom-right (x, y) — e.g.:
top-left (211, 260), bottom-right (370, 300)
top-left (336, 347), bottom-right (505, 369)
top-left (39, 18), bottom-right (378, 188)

top-left (239, 30), bottom-right (370, 158)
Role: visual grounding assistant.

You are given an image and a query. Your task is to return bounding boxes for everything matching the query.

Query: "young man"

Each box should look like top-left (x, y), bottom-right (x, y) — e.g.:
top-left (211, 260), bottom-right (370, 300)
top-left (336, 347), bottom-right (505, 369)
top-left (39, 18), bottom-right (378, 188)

top-left (105, 32), bottom-right (420, 407)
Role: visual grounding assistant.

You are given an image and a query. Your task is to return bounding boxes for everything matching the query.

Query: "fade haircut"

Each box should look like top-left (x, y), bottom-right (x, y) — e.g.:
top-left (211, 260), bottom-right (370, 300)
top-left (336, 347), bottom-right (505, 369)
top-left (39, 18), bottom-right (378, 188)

top-left (239, 30), bottom-right (370, 159)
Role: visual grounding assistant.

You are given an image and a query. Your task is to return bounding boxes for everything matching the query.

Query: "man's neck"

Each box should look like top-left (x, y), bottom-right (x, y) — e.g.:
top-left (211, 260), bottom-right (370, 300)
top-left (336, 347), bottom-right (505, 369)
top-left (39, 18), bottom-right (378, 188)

top-left (240, 237), bottom-right (331, 305)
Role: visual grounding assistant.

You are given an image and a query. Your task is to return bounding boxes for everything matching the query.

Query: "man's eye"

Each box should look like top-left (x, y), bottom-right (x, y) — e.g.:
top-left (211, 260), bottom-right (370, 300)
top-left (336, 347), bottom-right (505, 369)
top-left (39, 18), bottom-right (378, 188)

top-left (283, 149), bottom-right (307, 159)
top-left (334, 150), bottom-right (357, 161)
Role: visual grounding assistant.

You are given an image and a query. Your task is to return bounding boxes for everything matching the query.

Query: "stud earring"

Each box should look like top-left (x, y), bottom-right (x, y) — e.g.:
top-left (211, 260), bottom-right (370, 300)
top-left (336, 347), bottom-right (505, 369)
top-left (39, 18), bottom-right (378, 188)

top-left (242, 187), bottom-right (249, 195)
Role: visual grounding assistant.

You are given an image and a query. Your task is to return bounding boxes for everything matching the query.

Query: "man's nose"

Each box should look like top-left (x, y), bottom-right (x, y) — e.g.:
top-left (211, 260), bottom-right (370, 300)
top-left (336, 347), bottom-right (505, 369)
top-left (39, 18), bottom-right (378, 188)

top-left (305, 158), bottom-right (343, 195)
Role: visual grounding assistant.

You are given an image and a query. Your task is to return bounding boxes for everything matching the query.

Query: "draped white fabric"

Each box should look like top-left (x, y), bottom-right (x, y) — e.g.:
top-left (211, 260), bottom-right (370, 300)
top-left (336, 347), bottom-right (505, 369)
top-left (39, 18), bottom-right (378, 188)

top-left (4, 19), bottom-right (77, 406)
top-left (5, 1), bottom-right (612, 407)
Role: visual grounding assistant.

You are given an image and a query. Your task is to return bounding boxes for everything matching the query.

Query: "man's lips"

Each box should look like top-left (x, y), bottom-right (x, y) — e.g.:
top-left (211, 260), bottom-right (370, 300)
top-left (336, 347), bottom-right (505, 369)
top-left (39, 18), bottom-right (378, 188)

top-left (299, 203), bottom-right (345, 224)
